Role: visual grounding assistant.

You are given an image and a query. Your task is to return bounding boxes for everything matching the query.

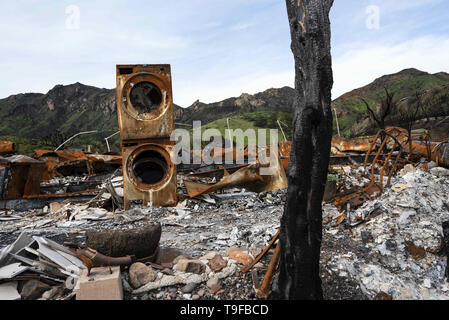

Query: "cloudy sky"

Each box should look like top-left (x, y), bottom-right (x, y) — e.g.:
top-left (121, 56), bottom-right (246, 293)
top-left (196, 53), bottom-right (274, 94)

top-left (0, 0), bottom-right (448, 106)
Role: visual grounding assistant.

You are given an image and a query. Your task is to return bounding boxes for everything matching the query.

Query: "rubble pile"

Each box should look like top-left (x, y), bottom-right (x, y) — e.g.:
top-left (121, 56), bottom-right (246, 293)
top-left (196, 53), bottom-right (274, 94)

top-left (326, 167), bottom-right (449, 300)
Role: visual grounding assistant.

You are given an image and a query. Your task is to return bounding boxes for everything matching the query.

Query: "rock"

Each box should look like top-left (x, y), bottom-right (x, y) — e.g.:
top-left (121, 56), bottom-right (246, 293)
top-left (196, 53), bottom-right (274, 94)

top-left (404, 164), bottom-right (416, 173)
top-left (226, 247), bottom-right (252, 265)
top-left (173, 255), bottom-right (190, 265)
top-left (385, 239), bottom-right (397, 251)
top-left (208, 254), bottom-right (227, 272)
top-left (428, 161), bottom-right (438, 170)
top-left (161, 268), bottom-right (174, 276)
top-left (129, 263), bottom-right (157, 288)
top-left (49, 202), bottom-right (63, 213)
top-left (207, 277), bottom-right (220, 289)
top-left (175, 259), bottom-right (206, 274)
top-left (430, 167), bottom-right (449, 178)
top-left (192, 294), bottom-right (200, 300)
top-left (181, 282), bottom-right (197, 293)
top-left (200, 251), bottom-right (219, 260)
top-left (361, 231), bottom-right (373, 243)
top-left (156, 247), bottom-right (186, 264)
top-left (197, 289), bottom-right (205, 297)
top-left (20, 280), bottom-right (51, 300)
top-left (209, 284), bottom-right (222, 294)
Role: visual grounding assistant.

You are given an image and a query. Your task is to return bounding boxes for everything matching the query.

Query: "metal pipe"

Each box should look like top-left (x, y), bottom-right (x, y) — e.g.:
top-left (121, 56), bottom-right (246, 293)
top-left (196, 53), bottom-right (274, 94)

top-left (55, 131), bottom-right (98, 151)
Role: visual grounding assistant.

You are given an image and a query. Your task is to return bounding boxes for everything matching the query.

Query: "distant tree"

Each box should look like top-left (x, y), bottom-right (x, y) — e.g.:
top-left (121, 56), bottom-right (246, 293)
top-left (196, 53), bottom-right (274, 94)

top-left (361, 87), bottom-right (397, 132)
top-left (275, 0), bottom-right (334, 300)
top-left (396, 89), bottom-right (423, 154)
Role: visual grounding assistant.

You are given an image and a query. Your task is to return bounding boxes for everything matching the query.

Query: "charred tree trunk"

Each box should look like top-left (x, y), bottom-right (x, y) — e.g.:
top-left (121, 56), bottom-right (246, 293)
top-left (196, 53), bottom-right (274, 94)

top-left (276, 0), bottom-right (334, 300)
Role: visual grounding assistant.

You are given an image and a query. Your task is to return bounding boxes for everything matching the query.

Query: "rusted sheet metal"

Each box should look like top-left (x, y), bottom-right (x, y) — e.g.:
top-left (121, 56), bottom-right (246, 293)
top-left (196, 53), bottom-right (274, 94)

top-left (331, 137), bottom-right (373, 154)
top-left (34, 150), bottom-right (122, 180)
top-left (184, 151), bottom-right (288, 198)
top-left (0, 141), bottom-right (14, 154)
top-left (0, 155), bottom-right (45, 200)
top-left (278, 141), bottom-right (291, 172)
top-left (407, 140), bottom-right (449, 168)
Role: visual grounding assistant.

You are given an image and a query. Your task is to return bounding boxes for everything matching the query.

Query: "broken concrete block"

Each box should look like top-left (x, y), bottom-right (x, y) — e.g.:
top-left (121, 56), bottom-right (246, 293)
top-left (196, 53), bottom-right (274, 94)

top-left (76, 266), bottom-right (123, 300)
top-left (208, 254), bottom-right (227, 272)
top-left (128, 262), bottom-right (157, 288)
top-left (20, 280), bottom-right (52, 300)
top-left (49, 202), bottom-right (63, 213)
top-left (175, 259), bottom-right (206, 274)
top-left (226, 247), bottom-right (252, 266)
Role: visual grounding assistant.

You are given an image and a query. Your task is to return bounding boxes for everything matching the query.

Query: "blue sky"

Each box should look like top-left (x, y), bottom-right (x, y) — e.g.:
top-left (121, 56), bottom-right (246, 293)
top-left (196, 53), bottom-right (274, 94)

top-left (1, 0), bottom-right (448, 106)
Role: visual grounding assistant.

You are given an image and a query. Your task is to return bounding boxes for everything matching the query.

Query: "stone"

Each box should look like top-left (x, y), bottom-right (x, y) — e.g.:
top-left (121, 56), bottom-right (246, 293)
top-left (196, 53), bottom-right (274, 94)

top-left (161, 268), bottom-right (174, 276)
top-left (192, 294), bottom-right (200, 300)
top-left (208, 254), bottom-right (227, 272)
top-left (76, 267), bottom-right (123, 300)
top-left (200, 251), bottom-right (219, 260)
top-left (173, 255), bottom-right (190, 265)
top-left (361, 231), bottom-right (373, 243)
top-left (175, 259), bottom-right (206, 274)
top-left (226, 247), bottom-right (252, 265)
top-left (207, 277), bottom-right (220, 289)
top-left (129, 263), bottom-right (157, 288)
top-left (209, 284), bottom-right (222, 294)
top-left (49, 202), bottom-right (63, 213)
top-left (156, 247), bottom-right (186, 264)
top-left (197, 289), bottom-right (205, 297)
top-left (431, 167), bottom-right (449, 178)
top-left (20, 280), bottom-right (51, 300)
top-left (181, 282), bottom-right (197, 293)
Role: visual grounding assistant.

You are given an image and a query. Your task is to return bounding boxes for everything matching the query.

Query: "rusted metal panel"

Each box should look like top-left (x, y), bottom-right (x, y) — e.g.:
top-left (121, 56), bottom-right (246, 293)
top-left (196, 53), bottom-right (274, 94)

top-left (116, 64), bottom-right (175, 141)
top-left (35, 150), bottom-right (122, 180)
top-left (331, 137), bottom-right (372, 154)
top-left (0, 155), bottom-right (44, 200)
top-left (184, 151), bottom-right (288, 198)
top-left (278, 141), bottom-right (291, 172)
top-left (0, 141), bottom-right (14, 155)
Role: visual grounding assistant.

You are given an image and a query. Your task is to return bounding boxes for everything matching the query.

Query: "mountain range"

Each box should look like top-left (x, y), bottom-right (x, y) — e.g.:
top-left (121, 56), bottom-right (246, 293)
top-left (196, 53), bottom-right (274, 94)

top-left (0, 68), bottom-right (448, 153)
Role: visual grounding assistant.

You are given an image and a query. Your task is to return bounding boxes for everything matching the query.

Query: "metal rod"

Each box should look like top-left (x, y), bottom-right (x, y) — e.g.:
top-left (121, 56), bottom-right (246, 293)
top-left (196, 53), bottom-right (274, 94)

top-left (104, 131), bottom-right (120, 153)
top-left (55, 131), bottom-right (98, 151)
top-left (334, 108), bottom-right (341, 137)
top-left (277, 120), bottom-right (287, 142)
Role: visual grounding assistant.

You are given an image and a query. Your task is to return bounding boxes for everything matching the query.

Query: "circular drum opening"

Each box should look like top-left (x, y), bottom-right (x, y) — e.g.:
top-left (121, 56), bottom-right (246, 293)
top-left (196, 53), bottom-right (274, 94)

top-left (132, 150), bottom-right (168, 185)
top-left (130, 81), bottom-right (163, 114)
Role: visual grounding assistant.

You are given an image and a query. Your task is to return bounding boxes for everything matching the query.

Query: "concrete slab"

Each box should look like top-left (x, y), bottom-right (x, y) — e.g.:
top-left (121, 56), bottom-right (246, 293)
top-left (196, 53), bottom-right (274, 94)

top-left (76, 266), bottom-right (123, 300)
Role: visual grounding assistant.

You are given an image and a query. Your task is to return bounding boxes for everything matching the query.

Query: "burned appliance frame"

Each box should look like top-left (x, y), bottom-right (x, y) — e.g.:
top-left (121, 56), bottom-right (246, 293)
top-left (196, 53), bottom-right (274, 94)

top-left (116, 64), bottom-right (177, 209)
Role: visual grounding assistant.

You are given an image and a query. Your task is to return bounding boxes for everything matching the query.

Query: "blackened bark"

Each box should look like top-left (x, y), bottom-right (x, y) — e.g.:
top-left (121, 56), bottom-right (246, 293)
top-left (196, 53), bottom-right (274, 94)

top-left (277, 0), bottom-right (334, 300)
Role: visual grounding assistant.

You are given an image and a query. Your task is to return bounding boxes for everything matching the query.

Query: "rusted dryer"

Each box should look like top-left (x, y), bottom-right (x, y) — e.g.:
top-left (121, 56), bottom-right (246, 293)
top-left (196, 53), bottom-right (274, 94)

top-left (116, 64), bottom-right (177, 208)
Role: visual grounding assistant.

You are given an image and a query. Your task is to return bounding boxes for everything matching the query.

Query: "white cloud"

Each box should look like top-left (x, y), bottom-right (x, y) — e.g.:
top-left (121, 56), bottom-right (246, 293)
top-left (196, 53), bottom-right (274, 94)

top-left (332, 35), bottom-right (449, 99)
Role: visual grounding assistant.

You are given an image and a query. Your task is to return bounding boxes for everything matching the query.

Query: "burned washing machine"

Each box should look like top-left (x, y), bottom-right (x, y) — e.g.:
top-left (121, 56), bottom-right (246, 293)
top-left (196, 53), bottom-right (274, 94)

top-left (116, 64), bottom-right (177, 208)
